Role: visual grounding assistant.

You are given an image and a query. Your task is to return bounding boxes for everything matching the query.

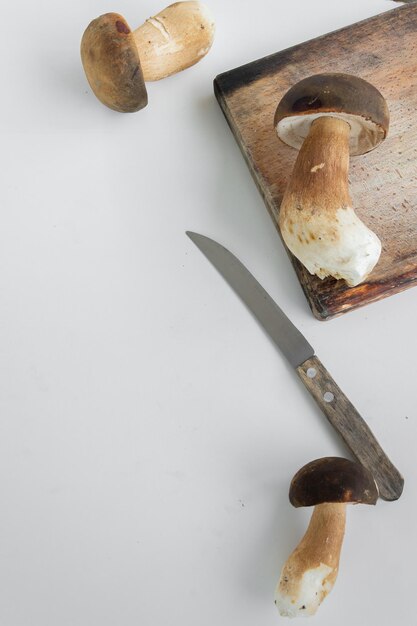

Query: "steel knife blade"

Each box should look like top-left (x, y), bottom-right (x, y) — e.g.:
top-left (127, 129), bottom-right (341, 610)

top-left (186, 231), bottom-right (404, 501)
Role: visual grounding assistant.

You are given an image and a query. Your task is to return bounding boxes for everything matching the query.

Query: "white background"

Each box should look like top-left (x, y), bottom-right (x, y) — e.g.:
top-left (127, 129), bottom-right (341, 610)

top-left (1, 1), bottom-right (414, 625)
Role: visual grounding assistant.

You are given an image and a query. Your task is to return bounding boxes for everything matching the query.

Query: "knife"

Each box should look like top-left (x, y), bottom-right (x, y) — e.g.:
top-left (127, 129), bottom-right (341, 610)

top-left (186, 231), bottom-right (404, 501)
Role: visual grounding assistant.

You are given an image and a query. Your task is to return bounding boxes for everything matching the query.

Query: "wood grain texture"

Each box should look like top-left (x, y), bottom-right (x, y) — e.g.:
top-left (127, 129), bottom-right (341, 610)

top-left (214, 4), bottom-right (417, 319)
top-left (297, 356), bottom-right (404, 501)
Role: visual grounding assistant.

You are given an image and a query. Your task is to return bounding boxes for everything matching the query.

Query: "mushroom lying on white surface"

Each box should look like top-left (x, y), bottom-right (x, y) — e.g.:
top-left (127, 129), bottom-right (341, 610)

top-left (275, 457), bottom-right (378, 618)
top-left (274, 73), bottom-right (389, 287)
top-left (81, 1), bottom-right (215, 112)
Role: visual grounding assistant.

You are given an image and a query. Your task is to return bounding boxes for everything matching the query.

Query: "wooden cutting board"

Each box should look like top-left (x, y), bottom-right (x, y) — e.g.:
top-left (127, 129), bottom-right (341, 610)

top-left (214, 4), bottom-right (417, 320)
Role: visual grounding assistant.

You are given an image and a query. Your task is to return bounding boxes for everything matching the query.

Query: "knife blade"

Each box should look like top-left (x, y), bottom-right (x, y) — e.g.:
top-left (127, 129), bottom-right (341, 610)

top-left (186, 231), bottom-right (404, 501)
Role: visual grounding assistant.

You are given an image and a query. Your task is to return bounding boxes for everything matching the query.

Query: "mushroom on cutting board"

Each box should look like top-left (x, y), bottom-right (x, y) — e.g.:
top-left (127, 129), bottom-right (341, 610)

top-left (274, 73), bottom-right (389, 287)
top-left (275, 457), bottom-right (378, 618)
top-left (81, 1), bottom-right (215, 112)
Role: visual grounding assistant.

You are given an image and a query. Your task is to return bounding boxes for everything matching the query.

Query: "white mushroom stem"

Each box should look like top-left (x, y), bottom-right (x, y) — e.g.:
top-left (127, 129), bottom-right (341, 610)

top-left (133, 1), bottom-right (215, 81)
top-left (275, 502), bottom-right (346, 618)
top-left (278, 116), bottom-right (381, 287)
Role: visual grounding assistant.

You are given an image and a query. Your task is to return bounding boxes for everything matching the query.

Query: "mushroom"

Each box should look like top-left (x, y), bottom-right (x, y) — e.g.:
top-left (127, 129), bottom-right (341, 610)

top-left (274, 73), bottom-right (389, 287)
top-left (275, 457), bottom-right (378, 618)
top-left (81, 1), bottom-right (215, 112)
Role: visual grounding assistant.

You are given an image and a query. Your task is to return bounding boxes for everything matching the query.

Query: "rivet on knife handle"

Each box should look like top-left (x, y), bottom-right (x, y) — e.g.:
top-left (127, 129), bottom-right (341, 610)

top-left (297, 356), bottom-right (403, 501)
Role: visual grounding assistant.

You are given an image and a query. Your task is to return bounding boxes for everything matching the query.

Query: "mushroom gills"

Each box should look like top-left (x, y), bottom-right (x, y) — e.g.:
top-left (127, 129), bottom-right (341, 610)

top-left (281, 205), bottom-right (382, 287)
top-left (277, 112), bottom-right (386, 156)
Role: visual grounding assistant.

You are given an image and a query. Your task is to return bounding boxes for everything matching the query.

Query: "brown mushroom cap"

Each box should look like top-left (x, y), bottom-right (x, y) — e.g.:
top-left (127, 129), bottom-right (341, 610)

top-left (81, 13), bottom-right (147, 113)
top-left (274, 73), bottom-right (389, 156)
top-left (289, 457), bottom-right (379, 507)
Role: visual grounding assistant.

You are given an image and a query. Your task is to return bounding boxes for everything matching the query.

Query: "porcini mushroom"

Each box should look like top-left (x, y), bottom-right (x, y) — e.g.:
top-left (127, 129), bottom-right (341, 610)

top-left (274, 73), bottom-right (389, 286)
top-left (275, 457), bottom-right (378, 617)
top-left (81, 1), bottom-right (215, 112)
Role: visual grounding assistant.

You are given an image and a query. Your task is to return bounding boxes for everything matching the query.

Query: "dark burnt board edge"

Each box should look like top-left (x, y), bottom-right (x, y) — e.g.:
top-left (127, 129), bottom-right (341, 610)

top-left (214, 4), bottom-right (406, 96)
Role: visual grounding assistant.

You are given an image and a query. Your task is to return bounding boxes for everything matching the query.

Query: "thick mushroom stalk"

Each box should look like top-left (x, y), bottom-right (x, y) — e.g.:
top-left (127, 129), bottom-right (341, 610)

top-left (275, 502), bottom-right (346, 617)
top-left (279, 116), bottom-right (381, 287)
top-left (134, 1), bottom-right (215, 81)
top-left (275, 457), bottom-right (379, 618)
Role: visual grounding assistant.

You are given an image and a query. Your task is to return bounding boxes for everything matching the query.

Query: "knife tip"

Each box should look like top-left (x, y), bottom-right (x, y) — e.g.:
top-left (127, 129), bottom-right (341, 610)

top-left (186, 231), bottom-right (202, 244)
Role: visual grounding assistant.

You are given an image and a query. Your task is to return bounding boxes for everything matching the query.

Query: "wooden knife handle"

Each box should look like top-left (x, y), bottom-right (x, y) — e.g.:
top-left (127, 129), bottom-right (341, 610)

top-left (297, 355), bottom-right (404, 501)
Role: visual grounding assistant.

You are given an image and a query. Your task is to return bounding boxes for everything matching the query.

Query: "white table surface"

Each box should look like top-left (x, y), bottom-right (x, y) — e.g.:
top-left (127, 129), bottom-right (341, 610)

top-left (1, 1), bottom-right (414, 624)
